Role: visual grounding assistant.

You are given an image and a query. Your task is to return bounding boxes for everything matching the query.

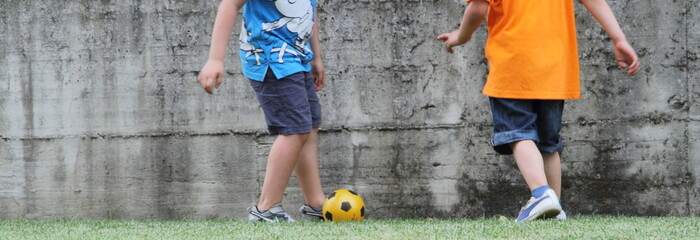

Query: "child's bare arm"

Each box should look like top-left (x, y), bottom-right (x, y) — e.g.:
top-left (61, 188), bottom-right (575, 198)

top-left (198, 0), bottom-right (247, 94)
top-left (580, 0), bottom-right (640, 76)
top-left (437, 0), bottom-right (489, 53)
top-left (310, 15), bottom-right (325, 91)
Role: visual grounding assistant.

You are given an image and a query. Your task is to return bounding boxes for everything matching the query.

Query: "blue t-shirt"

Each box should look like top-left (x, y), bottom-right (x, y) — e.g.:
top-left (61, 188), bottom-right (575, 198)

top-left (239, 0), bottom-right (316, 81)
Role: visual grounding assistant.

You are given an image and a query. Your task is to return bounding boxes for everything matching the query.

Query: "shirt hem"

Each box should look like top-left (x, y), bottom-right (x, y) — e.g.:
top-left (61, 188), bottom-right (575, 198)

top-left (483, 90), bottom-right (581, 100)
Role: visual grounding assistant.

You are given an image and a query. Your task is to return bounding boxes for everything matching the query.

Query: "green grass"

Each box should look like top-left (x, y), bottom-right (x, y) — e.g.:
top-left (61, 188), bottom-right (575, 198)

top-left (1, 216), bottom-right (699, 240)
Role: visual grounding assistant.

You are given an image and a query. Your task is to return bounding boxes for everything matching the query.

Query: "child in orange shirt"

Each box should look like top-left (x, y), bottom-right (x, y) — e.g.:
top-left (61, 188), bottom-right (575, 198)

top-left (438, 0), bottom-right (640, 222)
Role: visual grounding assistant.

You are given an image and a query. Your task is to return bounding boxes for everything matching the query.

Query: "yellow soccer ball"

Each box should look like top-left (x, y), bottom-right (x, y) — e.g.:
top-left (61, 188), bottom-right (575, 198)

top-left (322, 189), bottom-right (365, 221)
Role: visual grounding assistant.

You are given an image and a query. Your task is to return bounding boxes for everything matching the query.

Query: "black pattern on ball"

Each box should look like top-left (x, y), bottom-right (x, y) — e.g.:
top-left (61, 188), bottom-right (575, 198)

top-left (325, 211), bottom-right (333, 221)
top-left (348, 190), bottom-right (358, 196)
top-left (360, 206), bottom-right (365, 217)
top-left (327, 191), bottom-right (337, 199)
top-left (341, 202), bottom-right (352, 212)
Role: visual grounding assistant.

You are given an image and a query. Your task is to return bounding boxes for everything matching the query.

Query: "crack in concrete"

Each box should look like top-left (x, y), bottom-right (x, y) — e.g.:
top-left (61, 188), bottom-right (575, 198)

top-left (1, 114), bottom-right (696, 141)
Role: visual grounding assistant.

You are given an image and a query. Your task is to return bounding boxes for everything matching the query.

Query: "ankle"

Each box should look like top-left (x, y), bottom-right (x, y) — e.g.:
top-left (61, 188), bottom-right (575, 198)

top-left (257, 201), bottom-right (281, 211)
top-left (305, 199), bottom-right (324, 210)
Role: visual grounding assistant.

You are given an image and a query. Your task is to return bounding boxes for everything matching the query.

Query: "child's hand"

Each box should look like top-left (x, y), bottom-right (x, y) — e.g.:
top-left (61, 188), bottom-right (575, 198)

top-left (613, 41), bottom-right (640, 76)
top-left (197, 60), bottom-right (224, 94)
top-left (437, 30), bottom-right (470, 54)
top-left (311, 59), bottom-right (326, 91)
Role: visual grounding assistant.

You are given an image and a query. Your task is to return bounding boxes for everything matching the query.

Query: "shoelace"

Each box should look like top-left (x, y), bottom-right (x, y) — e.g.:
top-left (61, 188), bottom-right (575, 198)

top-left (278, 212), bottom-right (292, 220)
top-left (251, 207), bottom-right (293, 222)
top-left (267, 208), bottom-right (293, 221)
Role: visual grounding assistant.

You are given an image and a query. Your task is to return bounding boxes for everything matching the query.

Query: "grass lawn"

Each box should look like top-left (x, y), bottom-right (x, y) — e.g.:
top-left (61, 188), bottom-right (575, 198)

top-left (1, 216), bottom-right (698, 239)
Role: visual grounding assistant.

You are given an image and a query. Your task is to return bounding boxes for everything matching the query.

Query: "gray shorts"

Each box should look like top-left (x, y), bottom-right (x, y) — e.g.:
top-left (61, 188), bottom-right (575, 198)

top-left (248, 70), bottom-right (322, 136)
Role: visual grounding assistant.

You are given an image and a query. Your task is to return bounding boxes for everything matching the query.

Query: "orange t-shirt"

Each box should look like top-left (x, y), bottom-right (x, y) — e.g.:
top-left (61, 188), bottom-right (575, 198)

top-left (467, 0), bottom-right (580, 99)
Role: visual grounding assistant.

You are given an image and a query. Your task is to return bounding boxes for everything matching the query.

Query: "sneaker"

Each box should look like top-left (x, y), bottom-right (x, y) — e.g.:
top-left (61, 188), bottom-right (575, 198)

top-left (248, 204), bottom-right (296, 222)
top-left (299, 204), bottom-right (324, 221)
top-left (555, 210), bottom-right (567, 220)
top-left (515, 189), bottom-right (562, 222)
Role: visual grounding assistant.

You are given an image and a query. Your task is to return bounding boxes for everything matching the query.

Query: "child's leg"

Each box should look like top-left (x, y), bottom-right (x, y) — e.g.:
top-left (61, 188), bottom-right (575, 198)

top-left (510, 140), bottom-right (549, 191)
top-left (535, 100), bottom-right (565, 199)
top-left (294, 127), bottom-right (325, 208)
top-left (544, 152), bottom-right (566, 219)
top-left (257, 133), bottom-right (310, 210)
top-left (490, 98), bottom-right (562, 221)
top-left (295, 71), bottom-right (325, 209)
top-left (489, 98), bottom-right (549, 190)
top-left (247, 70), bottom-right (323, 221)
top-left (543, 152), bottom-right (561, 198)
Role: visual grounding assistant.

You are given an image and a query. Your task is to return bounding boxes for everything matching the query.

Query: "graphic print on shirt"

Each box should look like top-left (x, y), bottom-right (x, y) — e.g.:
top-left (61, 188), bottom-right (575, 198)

top-left (239, 19), bottom-right (265, 66)
top-left (262, 0), bottom-right (314, 63)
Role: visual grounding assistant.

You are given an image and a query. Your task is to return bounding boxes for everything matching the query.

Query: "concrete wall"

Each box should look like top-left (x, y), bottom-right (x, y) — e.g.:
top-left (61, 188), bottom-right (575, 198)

top-left (0, 0), bottom-right (697, 219)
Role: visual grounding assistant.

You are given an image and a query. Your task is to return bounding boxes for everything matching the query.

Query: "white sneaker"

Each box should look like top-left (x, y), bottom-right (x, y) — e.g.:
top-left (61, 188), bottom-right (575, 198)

top-left (555, 210), bottom-right (567, 220)
top-left (515, 189), bottom-right (562, 222)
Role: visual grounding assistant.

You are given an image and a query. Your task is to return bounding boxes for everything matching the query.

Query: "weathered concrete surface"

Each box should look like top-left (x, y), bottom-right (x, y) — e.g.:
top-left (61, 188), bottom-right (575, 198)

top-left (0, 0), bottom-right (697, 219)
top-left (688, 0), bottom-right (700, 217)
top-left (0, 135), bottom-right (259, 219)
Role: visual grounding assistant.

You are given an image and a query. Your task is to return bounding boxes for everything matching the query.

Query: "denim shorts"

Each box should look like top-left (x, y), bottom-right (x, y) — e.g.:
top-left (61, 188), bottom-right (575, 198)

top-left (489, 97), bottom-right (564, 155)
top-left (249, 70), bottom-right (322, 136)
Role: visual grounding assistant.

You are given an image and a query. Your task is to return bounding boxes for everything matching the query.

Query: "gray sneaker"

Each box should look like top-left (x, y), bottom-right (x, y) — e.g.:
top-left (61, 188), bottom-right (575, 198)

top-left (248, 204), bottom-right (296, 222)
top-left (299, 204), bottom-right (324, 221)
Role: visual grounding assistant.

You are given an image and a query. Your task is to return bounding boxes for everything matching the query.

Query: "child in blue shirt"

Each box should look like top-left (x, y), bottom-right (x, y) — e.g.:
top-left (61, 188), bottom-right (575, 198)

top-left (197, 0), bottom-right (326, 222)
